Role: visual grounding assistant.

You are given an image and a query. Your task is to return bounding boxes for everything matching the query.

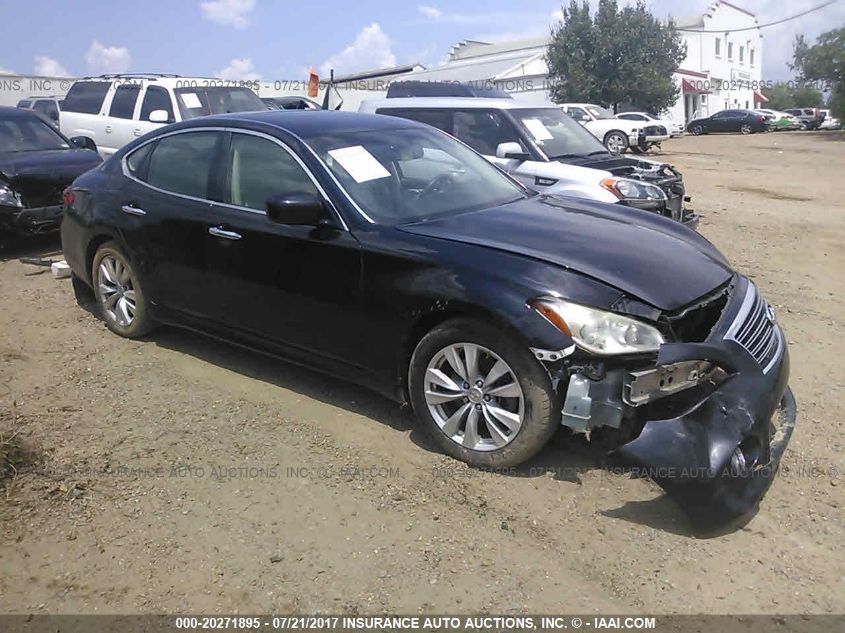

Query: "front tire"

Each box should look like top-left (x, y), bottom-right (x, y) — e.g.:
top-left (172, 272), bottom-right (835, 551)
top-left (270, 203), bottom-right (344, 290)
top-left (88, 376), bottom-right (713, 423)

top-left (690, 124), bottom-right (703, 136)
top-left (603, 130), bottom-right (629, 154)
top-left (92, 241), bottom-right (154, 338)
top-left (409, 318), bottom-right (558, 468)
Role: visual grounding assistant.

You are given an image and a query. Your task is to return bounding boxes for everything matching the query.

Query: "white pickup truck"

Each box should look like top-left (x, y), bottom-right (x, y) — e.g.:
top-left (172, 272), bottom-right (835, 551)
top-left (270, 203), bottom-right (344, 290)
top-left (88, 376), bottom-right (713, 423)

top-left (60, 74), bottom-right (267, 157)
top-left (560, 103), bottom-right (669, 153)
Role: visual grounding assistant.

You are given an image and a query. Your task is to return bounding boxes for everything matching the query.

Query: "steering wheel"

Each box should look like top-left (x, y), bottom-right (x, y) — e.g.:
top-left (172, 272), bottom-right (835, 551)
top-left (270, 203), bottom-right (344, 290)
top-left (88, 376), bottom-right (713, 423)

top-left (415, 172), bottom-right (456, 201)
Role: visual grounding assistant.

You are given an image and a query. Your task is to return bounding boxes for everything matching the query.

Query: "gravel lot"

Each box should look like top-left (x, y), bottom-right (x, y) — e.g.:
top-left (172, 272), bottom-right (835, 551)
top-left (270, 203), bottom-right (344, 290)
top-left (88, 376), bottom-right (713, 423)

top-left (0, 130), bottom-right (843, 614)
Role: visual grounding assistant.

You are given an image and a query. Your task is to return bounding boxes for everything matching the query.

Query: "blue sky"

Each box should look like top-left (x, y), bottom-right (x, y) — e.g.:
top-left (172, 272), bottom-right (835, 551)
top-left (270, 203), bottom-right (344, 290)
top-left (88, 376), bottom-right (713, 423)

top-left (1, 0), bottom-right (842, 81)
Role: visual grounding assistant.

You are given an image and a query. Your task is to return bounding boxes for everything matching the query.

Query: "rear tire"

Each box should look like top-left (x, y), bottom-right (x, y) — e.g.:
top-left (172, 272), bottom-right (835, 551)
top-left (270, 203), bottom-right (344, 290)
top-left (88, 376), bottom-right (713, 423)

top-left (740, 124), bottom-right (752, 135)
top-left (91, 241), bottom-right (154, 338)
top-left (409, 318), bottom-right (558, 468)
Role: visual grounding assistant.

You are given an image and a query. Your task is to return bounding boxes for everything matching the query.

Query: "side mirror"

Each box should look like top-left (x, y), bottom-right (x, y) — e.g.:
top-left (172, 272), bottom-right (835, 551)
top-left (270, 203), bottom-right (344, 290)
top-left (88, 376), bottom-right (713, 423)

top-left (148, 109), bottom-right (170, 123)
top-left (266, 192), bottom-right (331, 226)
top-left (70, 136), bottom-right (97, 152)
top-left (496, 141), bottom-right (528, 160)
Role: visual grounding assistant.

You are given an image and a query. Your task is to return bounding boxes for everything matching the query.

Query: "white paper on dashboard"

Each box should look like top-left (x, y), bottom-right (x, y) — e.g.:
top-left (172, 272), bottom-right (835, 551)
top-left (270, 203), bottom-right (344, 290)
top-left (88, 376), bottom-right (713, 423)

top-left (522, 118), bottom-right (554, 141)
top-left (328, 145), bottom-right (391, 183)
top-left (181, 93), bottom-right (202, 109)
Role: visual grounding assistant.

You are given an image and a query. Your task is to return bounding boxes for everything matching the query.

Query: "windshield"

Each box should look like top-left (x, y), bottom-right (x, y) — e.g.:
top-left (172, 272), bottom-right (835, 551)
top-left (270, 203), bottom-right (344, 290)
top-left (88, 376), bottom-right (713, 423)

top-left (0, 115), bottom-right (70, 152)
top-left (174, 87), bottom-right (266, 119)
top-left (512, 108), bottom-right (607, 159)
top-left (306, 126), bottom-right (529, 224)
top-left (586, 105), bottom-right (614, 120)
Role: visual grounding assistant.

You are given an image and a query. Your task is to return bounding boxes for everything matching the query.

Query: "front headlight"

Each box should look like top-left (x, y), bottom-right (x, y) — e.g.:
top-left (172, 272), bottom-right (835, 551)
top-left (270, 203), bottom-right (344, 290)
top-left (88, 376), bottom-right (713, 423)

top-left (0, 183), bottom-right (23, 208)
top-left (601, 177), bottom-right (666, 201)
top-left (529, 297), bottom-right (665, 355)
top-left (600, 177), bottom-right (666, 207)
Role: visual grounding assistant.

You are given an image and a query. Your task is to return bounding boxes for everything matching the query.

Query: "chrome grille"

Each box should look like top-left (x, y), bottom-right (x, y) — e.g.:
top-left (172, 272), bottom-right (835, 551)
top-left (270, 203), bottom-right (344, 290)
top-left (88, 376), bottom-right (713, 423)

top-left (725, 283), bottom-right (782, 373)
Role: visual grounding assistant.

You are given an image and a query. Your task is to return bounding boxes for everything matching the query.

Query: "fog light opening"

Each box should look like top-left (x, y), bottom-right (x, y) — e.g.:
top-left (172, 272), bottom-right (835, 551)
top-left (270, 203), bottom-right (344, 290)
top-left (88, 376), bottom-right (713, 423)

top-left (729, 439), bottom-right (763, 476)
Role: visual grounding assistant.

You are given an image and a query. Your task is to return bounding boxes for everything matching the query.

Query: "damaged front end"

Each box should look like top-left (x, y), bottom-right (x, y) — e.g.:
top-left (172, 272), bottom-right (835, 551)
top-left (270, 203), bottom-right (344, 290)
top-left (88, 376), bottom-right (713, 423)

top-left (579, 154), bottom-right (698, 228)
top-left (541, 276), bottom-right (796, 520)
top-left (0, 175), bottom-right (66, 235)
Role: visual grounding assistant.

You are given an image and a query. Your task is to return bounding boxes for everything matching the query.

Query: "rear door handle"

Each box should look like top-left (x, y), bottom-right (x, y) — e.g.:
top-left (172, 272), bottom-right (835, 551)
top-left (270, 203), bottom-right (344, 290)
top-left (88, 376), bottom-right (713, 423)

top-left (121, 204), bottom-right (146, 216)
top-left (208, 226), bottom-right (242, 240)
top-left (133, 128), bottom-right (141, 136)
top-left (105, 125), bottom-right (113, 133)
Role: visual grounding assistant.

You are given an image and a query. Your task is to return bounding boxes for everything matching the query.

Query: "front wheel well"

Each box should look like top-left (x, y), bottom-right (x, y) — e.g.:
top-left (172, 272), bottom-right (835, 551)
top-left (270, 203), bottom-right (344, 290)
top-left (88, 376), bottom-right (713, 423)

top-left (398, 306), bottom-right (527, 403)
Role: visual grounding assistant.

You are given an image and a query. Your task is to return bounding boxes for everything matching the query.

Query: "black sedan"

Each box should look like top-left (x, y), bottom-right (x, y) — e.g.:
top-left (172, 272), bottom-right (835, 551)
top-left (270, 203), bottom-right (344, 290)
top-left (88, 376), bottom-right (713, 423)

top-left (686, 109), bottom-right (769, 135)
top-left (0, 106), bottom-right (101, 234)
top-left (61, 111), bottom-right (795, 519)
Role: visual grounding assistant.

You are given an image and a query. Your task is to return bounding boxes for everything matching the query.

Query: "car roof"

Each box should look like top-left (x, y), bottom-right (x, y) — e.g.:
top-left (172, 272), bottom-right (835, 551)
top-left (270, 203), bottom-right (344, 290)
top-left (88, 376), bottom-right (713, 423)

top-left (361, 97), bottom-right (559, 111)
top-left (0, 105), bottom-right (44, 119)
top-left (70, 75), bottom-right (250, 88)
top-left (194, 110), bottom-right (430, 138)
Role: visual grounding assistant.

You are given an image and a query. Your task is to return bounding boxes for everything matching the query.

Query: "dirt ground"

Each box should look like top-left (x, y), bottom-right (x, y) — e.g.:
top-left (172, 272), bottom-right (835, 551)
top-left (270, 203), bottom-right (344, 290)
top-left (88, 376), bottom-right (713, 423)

top-left (0, 131), bottom-right (843, 615)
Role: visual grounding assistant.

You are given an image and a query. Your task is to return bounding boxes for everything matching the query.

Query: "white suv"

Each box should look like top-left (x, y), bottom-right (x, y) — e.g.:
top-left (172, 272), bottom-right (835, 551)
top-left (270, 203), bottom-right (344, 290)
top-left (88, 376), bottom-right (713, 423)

top-left (60, 74), bottom-right (267, 157)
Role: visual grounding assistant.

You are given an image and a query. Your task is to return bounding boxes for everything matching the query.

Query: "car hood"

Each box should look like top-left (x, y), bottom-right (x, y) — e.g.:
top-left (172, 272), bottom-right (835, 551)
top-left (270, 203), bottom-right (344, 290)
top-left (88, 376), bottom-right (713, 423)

top-left (396, 195), bottom-right (733, 311)
top-left (0, 149), bottom-right (102, 195)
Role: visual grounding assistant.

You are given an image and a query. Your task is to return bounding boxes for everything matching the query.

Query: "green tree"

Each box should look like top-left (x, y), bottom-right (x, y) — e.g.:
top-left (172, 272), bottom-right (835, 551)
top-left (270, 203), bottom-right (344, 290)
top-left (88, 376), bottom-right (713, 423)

top-left (792, 27), bottom-right (845, 119)
top-left (764, 83), bottom-right (823, 111)
top-left (546, 0), bottom-right (686, 113)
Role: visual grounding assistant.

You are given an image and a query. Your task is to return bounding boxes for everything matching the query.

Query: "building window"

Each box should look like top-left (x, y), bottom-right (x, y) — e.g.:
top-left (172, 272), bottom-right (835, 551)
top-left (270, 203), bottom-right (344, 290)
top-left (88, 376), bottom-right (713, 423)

top-left (750, 49), bottom-right (755, 66)
top-left (728, 42), bottom-right (733, 59)
top-left (715, 37), bottom-right (721, 56)
top-left (739, 46), bottom-right (744, 63)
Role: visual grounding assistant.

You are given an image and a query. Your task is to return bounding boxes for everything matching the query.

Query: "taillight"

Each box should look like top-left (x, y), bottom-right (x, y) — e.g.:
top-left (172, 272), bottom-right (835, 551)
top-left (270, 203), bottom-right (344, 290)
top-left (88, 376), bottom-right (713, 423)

top-left (62, 188), bottom-right (74, 206)
top-left (760, 116), bottom-right (766, 123)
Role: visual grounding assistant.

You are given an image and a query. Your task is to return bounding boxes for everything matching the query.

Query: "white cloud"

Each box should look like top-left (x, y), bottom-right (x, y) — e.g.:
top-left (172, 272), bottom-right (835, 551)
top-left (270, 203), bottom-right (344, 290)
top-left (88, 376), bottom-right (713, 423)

top-left (0, 66), bottom-right (15, 75)
top-left (551, 9), bottom-right (564, 23)
top-left (320, 23), bottom-right (397, 76)
top-left (200, 0), bottom-right (256, 29)
top-left (34, 55), bottom-right (70, 77)
top-left (418, 5), bottom-right (442, 19)
top-left (85, 40), bottom-right (131, 74)
top-left (216, 58), bottom-right (261, 80)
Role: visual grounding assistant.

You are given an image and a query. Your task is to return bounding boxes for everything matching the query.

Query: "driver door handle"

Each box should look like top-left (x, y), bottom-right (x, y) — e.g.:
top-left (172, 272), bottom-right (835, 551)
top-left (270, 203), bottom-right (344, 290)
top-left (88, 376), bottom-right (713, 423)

top-left (121, 204), bottom-right (146, 216)
top-left (208, 226), bottom-right (242, 240)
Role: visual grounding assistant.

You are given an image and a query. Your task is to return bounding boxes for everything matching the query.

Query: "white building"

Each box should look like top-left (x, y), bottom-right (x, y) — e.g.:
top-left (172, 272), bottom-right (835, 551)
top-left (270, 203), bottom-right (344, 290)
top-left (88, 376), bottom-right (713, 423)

top-left (402, 36), bottom-right (552, 104)
top-left (399, 1), bottom-right (764, 123)
top-left (669, 1), bottom-right (765, 123)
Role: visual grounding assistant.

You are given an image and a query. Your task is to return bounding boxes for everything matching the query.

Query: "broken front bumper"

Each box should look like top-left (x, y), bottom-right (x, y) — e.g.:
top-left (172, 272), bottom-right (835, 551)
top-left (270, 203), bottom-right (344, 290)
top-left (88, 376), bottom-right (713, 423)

top-left (562, 277), bottom-right (796, 519)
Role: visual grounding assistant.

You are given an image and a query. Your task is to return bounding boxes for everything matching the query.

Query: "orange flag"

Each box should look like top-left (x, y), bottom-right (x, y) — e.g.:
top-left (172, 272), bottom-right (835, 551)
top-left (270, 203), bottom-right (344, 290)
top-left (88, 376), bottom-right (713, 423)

top-left (307, 68), bottom-right (319, 98)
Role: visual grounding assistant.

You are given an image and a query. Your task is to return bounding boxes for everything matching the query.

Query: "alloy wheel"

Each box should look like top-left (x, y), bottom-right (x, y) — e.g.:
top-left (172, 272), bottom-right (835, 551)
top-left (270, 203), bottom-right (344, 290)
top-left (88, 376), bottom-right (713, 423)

top-left (740, 124), bottom-right (752, 135)
top-left (96, 255), bottom-right (136, 328)
top-left (424, 343), bottom-right (525, 452)
top-left (605, 133), bottom-right (626, 153)
top-left (691, 125), bottom-right (703, 135)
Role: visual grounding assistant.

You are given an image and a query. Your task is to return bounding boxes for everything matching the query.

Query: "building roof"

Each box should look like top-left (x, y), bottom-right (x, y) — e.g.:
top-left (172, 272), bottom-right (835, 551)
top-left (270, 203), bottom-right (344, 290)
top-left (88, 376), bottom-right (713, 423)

top-left (670, 1), bottom-right (757, 30)
top-left (407, 47), bottom-right (547, 84)
top-left (449, 36), bottom-right (550, 61)
top-left (332, 63), bottom-right (424, 84)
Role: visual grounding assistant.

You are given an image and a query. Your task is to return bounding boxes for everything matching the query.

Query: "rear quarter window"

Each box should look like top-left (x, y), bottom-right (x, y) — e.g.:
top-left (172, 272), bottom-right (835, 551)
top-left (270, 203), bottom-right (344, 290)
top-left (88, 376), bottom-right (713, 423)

top-left (63, 81), bottom-right (111, 114)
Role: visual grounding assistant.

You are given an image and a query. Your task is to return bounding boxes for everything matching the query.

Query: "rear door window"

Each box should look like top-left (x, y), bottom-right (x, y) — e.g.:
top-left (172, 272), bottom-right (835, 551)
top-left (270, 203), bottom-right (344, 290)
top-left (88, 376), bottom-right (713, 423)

top-left (143, 131), bottom-right (222, 199)
top-left (62, 81), bottom-right (111, 114)
top-left (139, 86), bottom-right (174, 123)
top-left (17, 100), bottom-right (32, 109)
top-left (109, 85), bottom-right (141, 119)
top-left (33, 100), bottom-right (59, 121)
